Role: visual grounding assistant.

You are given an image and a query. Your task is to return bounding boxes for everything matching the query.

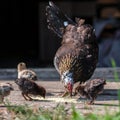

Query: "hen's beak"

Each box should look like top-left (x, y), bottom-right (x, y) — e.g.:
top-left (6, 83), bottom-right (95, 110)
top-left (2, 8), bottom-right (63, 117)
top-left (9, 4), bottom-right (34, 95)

top-left (67, 82), bottom-right (73, 97)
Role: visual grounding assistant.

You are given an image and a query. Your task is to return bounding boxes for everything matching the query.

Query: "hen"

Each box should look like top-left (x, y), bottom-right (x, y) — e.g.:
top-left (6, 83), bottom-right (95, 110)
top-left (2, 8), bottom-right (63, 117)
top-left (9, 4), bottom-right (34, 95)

top-left (15, 78), bottom-right (46, 101)
top-left (46, 1), bottom-right (99, 97)
top-left (17, 62), bottom-right (38, 81)
top-left (0, 83), bottom-right (14, 102)
top-left (74, 79), bottom-right (106, 104)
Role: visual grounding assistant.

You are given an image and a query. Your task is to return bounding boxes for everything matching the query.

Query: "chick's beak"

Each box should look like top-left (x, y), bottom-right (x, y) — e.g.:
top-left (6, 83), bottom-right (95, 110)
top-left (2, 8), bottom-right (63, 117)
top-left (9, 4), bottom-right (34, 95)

top-left (67, 82), bottom-right (73, 97)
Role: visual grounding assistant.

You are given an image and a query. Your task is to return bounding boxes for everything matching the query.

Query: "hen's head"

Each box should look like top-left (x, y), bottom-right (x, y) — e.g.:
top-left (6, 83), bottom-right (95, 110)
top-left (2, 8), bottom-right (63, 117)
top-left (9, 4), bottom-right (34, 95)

top-left (62, 71), bottom-right (74, 97)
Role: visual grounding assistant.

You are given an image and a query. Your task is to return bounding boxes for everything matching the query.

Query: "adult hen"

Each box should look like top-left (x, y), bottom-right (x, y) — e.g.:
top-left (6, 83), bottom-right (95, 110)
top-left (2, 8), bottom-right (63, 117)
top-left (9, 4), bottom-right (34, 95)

top-left (15, 78), bottom-right (46, 101)
top-left (17, 62), bottom-right (38, 81)
top-left (74, 79), bottom-right (106, 104)
top-left (0, 83), bottom-right (14, 102)
top-left (46, 1), bottom-right (99, 97)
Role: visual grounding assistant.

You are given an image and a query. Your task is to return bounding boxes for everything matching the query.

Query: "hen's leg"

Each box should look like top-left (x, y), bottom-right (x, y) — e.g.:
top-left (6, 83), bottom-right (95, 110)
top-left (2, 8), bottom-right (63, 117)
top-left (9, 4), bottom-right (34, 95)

top-left (59, 87), bottom-right (69, 97)
top-left (73, 84), bottom-right (80, 96)
top-left (61, 90), bottom-right (69, 97)
top-left (73, 81), bottom-right (84, 96)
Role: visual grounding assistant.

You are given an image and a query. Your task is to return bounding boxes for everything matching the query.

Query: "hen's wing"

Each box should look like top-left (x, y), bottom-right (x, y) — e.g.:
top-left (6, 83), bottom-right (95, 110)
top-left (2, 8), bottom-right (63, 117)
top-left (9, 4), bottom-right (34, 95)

top-left (46, 1), bottom-right (76, 38)
top-left (54, 42), bottom-right (98, 83)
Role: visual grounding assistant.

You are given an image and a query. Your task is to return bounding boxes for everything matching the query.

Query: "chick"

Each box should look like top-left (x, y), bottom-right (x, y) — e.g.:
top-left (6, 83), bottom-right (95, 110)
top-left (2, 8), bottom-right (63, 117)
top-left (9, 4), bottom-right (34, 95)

top-left (74, 79), bottom-right (106, 104)
top-left (0, 83), bottom-right (14, 102)
top-left (17, 62), bottom-right (38, 81)
top-left (15, 78), bottom-right (46, 101)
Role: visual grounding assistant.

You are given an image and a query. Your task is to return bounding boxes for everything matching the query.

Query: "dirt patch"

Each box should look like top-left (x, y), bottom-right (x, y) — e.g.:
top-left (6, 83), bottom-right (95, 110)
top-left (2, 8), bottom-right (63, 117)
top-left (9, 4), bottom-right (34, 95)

top-left (0, 80), bottom-right (120, 118)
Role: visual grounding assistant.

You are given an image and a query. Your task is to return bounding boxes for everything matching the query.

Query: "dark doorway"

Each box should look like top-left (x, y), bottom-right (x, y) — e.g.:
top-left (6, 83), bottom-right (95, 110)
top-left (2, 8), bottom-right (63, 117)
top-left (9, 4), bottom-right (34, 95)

top-left (0, 0), bottom-right (39, 68)
top-left (0, 0), bottom-right (96, 68)
top-left (38, 1), bottom-right (96, 67)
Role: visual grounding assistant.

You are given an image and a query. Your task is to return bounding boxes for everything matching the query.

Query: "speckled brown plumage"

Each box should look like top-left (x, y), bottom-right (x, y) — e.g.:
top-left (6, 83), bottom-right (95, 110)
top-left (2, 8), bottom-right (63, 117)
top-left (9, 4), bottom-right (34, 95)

top-left (46, 1), bottom-right (99, 97)
top-left (55, 39), bottom-right (98, 83)
top-left (74, 79), bottom-right (106, 104)
top-left (15, 78), bottom-right (46, 101)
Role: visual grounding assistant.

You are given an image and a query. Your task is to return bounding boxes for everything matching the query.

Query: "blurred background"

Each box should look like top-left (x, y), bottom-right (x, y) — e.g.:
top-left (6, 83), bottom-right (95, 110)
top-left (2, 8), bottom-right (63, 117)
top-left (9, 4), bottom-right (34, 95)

top-left (0, 0), bottom-right (120, 68)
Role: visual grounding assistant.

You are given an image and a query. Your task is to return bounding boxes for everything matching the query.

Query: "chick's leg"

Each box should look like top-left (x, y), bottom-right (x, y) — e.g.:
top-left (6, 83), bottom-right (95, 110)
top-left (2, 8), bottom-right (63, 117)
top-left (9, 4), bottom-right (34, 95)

top-left (21, 92), bottom-right (32, 101)
top-left (25, 94), bottom-right (33, 101)
top-left (87, 99), bottom-right (94, 105)
top-left (87, 94), bottom-right (96, 105)
top-left (22, 92), bottom-right (28, 100)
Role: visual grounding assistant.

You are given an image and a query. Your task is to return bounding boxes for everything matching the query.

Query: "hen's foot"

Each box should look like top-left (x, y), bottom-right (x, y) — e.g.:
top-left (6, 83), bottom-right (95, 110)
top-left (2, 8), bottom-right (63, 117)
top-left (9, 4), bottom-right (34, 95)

top-left (59, 91), bottom-right (69, 97)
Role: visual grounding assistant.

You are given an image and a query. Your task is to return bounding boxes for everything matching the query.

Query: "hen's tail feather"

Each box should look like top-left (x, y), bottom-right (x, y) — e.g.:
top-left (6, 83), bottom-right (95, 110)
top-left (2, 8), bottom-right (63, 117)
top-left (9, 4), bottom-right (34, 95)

top-left (46, 1), bottom-right (75, 38)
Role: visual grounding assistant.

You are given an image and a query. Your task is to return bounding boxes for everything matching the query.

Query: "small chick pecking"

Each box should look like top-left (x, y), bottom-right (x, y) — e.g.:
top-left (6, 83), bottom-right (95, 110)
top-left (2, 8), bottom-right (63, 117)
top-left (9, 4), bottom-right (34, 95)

top-left (15, 78), bottom-right (46, 101)
top-left (0, 83), bottom-right (14, 102)
top-left (74, 78), bottom-right (106, 104)
top-left (17, 62), bottom-right (38, 81)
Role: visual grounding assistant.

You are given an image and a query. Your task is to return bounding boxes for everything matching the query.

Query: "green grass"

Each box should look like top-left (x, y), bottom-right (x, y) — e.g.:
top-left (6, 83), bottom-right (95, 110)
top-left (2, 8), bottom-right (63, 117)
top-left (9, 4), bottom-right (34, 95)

top-left (2, 102), bottom-right (120, 120)
top-left (4, 102), bottom-right (69, 120)
top-left (111, 58), bottom-right (119, 81)
top-left (111, 58), bottom-right (120, 111)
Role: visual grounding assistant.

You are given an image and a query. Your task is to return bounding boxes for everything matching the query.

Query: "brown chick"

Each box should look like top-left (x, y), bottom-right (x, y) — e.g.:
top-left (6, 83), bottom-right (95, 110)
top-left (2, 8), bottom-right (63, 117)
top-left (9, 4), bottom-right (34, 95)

top-left (46, 1), bottom-right (98, 97)
top-left (15, 78), bottom-right (46, 101)
top-left (0, 83), bottom-right (14, 102)
top-left (74, 79), bottom-right (106, 104)
top-left (17, 62), bottom-right (38, 81)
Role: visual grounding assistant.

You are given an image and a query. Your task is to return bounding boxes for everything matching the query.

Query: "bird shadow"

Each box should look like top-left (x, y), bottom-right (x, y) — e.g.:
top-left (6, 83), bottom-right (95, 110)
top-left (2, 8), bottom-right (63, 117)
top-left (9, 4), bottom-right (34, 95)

top-left (98, 89), bottom-right (119, 101)
top-left (73, 88), bottom-right (120, 106)
top-left (46, 92), bottom-right (55, 96)
top-left (44, 89), bottom-right (120, 102)
top-left (94, 103), bottom-right (119, 107)
top-left (31, 99), bottom-right (53, 102)
top-left (102, 89), bottom-right (118, 96)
